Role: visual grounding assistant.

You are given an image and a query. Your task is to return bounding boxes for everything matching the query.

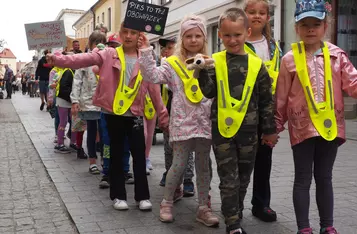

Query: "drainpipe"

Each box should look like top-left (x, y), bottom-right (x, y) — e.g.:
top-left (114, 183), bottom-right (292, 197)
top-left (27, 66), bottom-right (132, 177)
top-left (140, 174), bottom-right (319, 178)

top-left (90, 8), bottom-right (96, 31)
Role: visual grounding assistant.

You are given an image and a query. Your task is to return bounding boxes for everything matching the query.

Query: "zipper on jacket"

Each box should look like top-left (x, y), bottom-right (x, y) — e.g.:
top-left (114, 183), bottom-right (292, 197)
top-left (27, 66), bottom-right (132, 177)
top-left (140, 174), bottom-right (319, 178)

top-left (313, 55), bottom-right (321, 103)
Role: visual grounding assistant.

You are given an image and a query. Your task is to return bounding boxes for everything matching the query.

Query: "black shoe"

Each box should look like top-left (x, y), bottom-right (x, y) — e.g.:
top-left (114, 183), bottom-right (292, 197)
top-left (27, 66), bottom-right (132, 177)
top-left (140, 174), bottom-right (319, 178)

top-left (40, 102), bottom-right (45, 111)
top-left (70, 143), bottom-right (78, 152)
top-left (238, 210), bottom-right (243, 220)
top-left (183, 179), bottom-right (195, 197)
top-left (159, 172), bottom-right (167, 187)
top-left (99, 175), bottom-right (110, 189)
top-left (226, 223), bottom-right (246, 234)
top-left (252, 206), bottom-right (277, 222)
top-left (77, 148), bottom-right (88, 159)
top-left (124, 172), bottom-right (134, 184)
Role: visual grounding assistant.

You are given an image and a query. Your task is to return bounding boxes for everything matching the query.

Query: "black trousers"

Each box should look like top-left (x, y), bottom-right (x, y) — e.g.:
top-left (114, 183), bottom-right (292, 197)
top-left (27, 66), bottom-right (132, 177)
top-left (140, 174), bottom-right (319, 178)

top-left (105, 114), bottom-right (149, 201)
top-left (5, 81), bottom-right (12, 98)
top-left (251, 136), bottom-right (273, 209)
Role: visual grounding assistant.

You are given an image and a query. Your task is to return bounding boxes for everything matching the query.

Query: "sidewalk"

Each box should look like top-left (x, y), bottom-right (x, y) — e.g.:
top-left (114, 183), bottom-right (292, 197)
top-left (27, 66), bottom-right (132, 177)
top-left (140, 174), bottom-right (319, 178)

top-left (6, 93), bottom-right (357, 233)
top-left (0, 99), bottom-right (77, 234)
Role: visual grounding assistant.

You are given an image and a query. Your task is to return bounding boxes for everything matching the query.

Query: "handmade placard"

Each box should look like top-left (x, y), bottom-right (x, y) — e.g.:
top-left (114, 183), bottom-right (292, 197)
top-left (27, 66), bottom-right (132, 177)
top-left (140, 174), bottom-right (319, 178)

top-left (124, 0), bottom-right (169, 36)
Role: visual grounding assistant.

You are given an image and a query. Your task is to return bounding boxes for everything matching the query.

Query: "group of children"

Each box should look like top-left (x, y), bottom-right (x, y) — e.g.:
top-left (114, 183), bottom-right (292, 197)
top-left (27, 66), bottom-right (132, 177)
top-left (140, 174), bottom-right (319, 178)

top-left (44, 0), bottom-right (357, 233)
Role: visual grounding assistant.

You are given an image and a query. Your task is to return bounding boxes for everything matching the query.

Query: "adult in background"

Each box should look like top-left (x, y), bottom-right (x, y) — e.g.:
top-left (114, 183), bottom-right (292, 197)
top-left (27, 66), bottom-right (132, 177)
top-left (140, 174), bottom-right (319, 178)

top-left (35, 49), bottom-right (53, 110)
top-left (71, 40), bottom-right (83, 54)
top-left (4, 64), bottom-right (14, 99)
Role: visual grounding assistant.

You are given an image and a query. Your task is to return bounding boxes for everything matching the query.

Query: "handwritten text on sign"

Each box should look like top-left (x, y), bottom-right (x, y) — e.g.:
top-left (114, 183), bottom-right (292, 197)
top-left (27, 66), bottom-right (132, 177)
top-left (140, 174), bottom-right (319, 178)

top-left (24, 20), bottom-right (66, 50)
top-left (124, 0), bottom-right (169, 36)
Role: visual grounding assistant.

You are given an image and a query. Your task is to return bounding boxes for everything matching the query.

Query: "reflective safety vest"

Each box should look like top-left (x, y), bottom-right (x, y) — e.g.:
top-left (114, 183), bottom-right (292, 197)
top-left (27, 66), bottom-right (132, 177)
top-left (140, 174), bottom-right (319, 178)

top-left (213, 51), bottom-right (262, 138)
top-left (244, 43), bottom-right (280, 94)
top-left (55, 68), bottom-right (73, 97)
top-left (113, 46), bottom-right (143, 115)
top-left (166, 56), bottom-right (203, 104)
top-left (144, 94), bottom-right (156, 120)
top-left (292, 41), bottom-right (337, 141)
top-left (162, 85), bottom-right (169, 107)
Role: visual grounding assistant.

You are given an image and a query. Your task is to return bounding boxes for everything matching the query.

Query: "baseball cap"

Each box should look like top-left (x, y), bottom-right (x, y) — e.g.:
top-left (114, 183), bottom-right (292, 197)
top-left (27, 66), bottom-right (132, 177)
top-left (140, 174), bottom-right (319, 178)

top-left (295, 0), bottom-right (327, 22)
top-left (106, 33), bottom-right (121, 45)
top-left (159, 37), bottom-right (176, 47)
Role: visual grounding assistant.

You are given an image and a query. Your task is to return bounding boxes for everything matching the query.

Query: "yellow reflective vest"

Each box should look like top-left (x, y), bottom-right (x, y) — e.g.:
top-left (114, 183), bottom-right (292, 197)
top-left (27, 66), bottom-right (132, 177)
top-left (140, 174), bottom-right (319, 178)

top-left (113, 46), bottom-right (143, 115)
top-left (166, 56), bottom-right (203, 104)
top-left (55, 68), bottom-right (73, 97)
top-left (213, 51), bottom-right (262, 138)
top-left (292, 41), bottom-right (337, 141)
top-left (144, 94), bottom-right (156, 120)
top-left (244, 42), bottom-right (280, 94)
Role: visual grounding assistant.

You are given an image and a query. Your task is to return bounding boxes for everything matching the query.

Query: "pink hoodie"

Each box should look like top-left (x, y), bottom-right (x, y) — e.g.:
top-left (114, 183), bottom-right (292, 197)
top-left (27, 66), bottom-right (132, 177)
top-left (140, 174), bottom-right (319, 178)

top-left (275, 42), bottom-right (357, 146)
top-left (51, 47), bottom-right (169, 129)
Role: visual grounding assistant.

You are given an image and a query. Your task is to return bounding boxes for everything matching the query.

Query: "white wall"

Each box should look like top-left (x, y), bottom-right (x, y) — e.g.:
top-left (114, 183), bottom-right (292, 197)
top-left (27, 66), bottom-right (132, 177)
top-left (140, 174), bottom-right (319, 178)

top-left (60, 13), bottom-right (85, 38)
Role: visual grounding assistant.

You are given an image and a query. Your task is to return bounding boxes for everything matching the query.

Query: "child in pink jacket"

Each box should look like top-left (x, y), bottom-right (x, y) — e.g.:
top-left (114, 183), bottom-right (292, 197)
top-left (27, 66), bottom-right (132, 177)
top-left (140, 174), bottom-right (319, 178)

top-left (46, 25), bottom-right (169, 212)
top-left (275, 1), bottom-right (357, 233)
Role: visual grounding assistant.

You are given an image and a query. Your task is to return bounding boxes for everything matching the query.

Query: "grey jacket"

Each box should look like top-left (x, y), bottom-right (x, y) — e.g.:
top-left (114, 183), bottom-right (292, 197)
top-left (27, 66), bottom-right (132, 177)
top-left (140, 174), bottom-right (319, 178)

top-left (70, 66), bottom-right (100, 112)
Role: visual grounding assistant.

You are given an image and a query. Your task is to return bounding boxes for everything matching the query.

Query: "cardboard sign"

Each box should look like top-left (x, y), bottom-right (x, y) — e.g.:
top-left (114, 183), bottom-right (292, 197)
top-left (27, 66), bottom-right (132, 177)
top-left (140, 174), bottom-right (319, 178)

top-left (124, 0), bottom-right (169, 36)
top-left (24, 20), bottom-right (66, 50)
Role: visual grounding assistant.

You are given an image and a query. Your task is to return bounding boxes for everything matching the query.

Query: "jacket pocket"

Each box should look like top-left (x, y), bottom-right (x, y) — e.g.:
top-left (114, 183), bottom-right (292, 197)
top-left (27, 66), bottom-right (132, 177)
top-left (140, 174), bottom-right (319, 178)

top-left (289, 107), bottom-right (310, 130)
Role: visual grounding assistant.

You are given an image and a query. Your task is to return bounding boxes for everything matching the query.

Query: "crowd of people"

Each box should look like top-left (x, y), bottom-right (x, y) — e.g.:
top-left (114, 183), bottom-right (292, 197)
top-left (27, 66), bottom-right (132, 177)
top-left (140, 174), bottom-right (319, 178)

top-left (3, 0), bottom-right (357, 233)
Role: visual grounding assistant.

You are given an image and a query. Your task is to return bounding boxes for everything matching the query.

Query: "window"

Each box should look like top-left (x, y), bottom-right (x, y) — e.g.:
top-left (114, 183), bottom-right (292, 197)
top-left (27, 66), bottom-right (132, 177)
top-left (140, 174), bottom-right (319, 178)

top-left (108, 8), bottom-right (112, 31)
top-left (102, 12), bottom-right (105, 24)
top-left (161, 0), bottom-right (171, 5)
top-left (212, 25), bottom-right (222, 53)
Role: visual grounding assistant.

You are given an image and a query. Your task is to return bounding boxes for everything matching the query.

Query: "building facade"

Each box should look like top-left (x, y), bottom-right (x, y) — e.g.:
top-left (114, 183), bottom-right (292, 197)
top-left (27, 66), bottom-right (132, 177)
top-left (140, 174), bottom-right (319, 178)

top-left (73, 11), bottom-right (94, 39)
top-left (0, 48), bottom-right (17, 72)
top-left (55, 9), bottom-right (86, 38)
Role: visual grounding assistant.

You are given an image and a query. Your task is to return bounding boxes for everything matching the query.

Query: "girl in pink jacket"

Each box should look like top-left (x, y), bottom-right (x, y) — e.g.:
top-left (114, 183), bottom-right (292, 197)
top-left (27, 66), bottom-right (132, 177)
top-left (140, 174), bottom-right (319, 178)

top-left (46, 25), bottom-right (169, 212)
top-left (138, 15), bottom-right (219, 227)
top-left (275, 1), bottom-right (357, 234)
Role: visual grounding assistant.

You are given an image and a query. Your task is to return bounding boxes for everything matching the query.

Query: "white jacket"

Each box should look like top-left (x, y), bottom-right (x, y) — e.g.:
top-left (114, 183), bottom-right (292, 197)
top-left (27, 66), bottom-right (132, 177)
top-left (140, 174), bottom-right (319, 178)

top-left (70, 67), bottom-right (100, 112)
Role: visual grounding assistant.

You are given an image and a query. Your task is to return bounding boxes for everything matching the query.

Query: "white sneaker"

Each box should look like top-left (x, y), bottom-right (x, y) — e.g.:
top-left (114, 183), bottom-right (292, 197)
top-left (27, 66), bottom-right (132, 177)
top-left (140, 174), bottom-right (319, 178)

top-left (146, 158), bottom-right (153, 170)
top-left (113, 199), bottom-right (129, 210)
top-left (137, 200), bottom-right (152, 211)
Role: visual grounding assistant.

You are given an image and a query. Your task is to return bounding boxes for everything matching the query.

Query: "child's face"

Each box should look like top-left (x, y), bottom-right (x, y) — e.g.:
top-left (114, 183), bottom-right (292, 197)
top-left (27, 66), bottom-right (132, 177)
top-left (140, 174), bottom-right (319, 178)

top-left (245, 2), bottom-right (270, 34)
top-left (218, 18), bottom-right (251, 55)
top-left (182, 27), bottom-right (205, 54)
top-left (295, 17), bottom-right (327, 46)
top-left (119, 27), bottom-right (140, 49)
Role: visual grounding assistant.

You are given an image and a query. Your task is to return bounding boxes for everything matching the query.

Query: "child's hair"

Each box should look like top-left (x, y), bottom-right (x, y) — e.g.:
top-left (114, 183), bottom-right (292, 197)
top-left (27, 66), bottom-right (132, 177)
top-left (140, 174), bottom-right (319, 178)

top-left (244, 0), bottom-right (273, 42)
top-left (174, 15), bottom-right (208, 62)
top-left (218, 8), bottom-right (249, 29)
top-left (88, 31), bottom-right (107, 49)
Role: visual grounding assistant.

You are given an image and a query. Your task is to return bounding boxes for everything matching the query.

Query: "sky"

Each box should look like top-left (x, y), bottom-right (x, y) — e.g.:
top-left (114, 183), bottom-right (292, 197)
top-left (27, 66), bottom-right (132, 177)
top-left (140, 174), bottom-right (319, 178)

top-left (0, 0), bottom-right (98, 62)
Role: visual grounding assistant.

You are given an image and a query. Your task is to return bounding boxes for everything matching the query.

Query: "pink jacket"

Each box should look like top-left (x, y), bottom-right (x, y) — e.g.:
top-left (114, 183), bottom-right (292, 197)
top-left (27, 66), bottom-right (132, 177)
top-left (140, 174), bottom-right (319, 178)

top-left (275, 42), bottom-right (357, 146)
top-left (139, 47), bottom-right (212, 143)
top-left (52, 47), bottom-right (168, 128)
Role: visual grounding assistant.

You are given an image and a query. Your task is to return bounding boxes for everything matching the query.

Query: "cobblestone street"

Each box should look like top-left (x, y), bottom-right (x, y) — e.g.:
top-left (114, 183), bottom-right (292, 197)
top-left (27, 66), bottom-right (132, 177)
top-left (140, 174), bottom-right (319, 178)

top-left (1, 94), bottom-right (357, 233)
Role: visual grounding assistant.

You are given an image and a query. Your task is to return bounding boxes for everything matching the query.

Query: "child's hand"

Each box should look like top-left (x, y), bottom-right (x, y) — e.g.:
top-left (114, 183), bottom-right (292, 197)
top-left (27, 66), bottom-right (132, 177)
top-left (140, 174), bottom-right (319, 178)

top-left (137, 33), bottom-right (150, 49)
top-left (261, 133), bottom-right (279, 148)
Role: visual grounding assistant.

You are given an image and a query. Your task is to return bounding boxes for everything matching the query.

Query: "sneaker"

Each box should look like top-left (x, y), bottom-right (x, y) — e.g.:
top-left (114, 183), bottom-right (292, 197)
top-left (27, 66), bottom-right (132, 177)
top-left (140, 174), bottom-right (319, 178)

top-left (53, 136), bottom-right (58, 144)
top-left (124, 172), bottom-right (134, 184)
top-left (159, 172), bottom-right (167, 187)
top-left (320, 227), bottom-right (339, 234)
top-left (89, 164), bottom-right (100, 175)
top-left (252, 206), bottom-right (277, 222)
top-left (173, 186), bottom-right (184, 203)
top-left (196, 205), bottom-right (219, 227)
top-left (146, 167), bottom-right (150, 175)
top-left (99, 175), bottom-right (110, 189)
top-left (69, 143), bottom-right (78, 152)
top-left (226, 223), bottom-right (247, 234)
top-left (77, 148), bottom-right (88, 159)
top-left (54, 145), bottom-right (71, 154)
top-left (159, 200), bottom-right (174, 223)
top-left (40, 102), bottom-right (45, 111)
top-left (146, 158), bottom-right (153, 170)
top-left (183, 179), bottom-right (195, 197)
top-left (113, 199), bottom-right (129, 210)
top-left (137, 200), bottom-right (152, 211)
top-left (297, 228), bottom-right (313, 234)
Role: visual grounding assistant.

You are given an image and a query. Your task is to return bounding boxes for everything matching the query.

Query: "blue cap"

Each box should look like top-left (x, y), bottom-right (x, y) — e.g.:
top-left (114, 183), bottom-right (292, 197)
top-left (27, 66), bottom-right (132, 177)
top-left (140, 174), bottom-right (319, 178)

top-left (295, 0), bottom-right (327, 22)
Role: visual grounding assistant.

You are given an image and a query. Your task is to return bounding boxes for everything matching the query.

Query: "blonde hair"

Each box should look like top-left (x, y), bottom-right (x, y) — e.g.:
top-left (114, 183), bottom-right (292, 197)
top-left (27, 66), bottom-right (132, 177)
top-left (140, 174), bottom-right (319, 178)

top-left (218, 8), bottom-right (249, 29)
top-left (174, 15), bottom-right (208, 63)
top-left (244, 0), bottom-right (273, 42)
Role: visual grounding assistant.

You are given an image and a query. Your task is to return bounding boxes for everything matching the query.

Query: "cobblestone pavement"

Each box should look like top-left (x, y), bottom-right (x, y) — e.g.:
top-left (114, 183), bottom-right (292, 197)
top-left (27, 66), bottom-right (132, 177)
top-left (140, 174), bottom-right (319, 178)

top-left (4, 93), bottom-right (357, 234)
top-left (0, 99), bottom-right (78, 234)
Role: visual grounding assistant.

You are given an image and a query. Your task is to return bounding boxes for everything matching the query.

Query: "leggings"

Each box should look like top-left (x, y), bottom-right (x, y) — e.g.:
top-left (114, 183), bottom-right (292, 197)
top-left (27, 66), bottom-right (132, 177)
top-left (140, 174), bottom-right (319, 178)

top-left (57, 107), bottom-right (76, 145)
top-left (87, 120), bottom-right (99, 158)
top-left (164, 138), bottom-right (211, 206)
top-left (292, 137), bottom-right (339, 230)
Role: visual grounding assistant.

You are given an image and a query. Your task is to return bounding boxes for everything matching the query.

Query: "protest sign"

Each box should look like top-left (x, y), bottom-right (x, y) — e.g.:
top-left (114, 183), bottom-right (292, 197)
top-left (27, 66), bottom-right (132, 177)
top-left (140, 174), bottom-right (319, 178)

top-left (25, 20), bottom-right (66, 50)
top-left (124, 0), bottom-right (169, 36)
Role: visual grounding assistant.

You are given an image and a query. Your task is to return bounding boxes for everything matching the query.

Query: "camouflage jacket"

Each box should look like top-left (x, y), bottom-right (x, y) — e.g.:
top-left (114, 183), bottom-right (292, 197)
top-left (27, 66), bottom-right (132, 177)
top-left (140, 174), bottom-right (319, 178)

top-left (198, 53), bottom-right (276, 135)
